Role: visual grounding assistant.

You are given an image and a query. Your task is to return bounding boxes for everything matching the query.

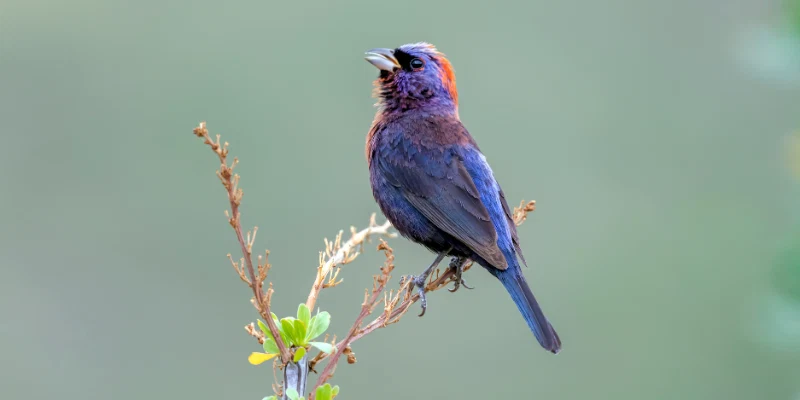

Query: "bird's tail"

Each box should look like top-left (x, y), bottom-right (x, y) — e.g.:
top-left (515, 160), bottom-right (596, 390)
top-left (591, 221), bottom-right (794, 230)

top-left (494, 267), bottom-right (561, 354)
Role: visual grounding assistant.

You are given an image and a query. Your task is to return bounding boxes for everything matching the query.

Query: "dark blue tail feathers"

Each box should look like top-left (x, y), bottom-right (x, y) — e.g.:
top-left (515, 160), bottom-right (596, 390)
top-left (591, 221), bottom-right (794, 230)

top-left (495, 268), bottom-right (561, 354)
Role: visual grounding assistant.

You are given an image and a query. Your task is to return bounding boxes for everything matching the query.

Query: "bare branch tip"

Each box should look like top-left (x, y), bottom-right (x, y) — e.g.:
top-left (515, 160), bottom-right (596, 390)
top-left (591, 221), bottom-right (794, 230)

top-left (193, 122), bottom-right (208, 137)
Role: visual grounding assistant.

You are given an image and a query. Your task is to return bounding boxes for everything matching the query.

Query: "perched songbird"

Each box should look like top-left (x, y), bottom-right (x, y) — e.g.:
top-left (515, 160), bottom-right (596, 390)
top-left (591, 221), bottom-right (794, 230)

top-left (364, 43), bottom-right (561, 353)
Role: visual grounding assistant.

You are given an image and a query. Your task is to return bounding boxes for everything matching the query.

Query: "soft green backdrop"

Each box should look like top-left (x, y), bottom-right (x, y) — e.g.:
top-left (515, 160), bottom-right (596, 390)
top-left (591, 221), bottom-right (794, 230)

top-left (2, 1), bottom-right (799, 399)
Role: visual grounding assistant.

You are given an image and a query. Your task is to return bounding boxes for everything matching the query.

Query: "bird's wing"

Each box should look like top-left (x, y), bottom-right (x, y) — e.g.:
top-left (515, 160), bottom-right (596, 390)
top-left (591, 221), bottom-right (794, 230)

top-left (376, 144), bottom-right (508, 269)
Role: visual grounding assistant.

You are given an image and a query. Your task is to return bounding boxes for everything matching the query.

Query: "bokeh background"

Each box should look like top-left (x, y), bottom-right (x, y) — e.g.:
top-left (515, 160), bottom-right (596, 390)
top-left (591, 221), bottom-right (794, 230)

top-left (2, 0), bottom-right (799, 399)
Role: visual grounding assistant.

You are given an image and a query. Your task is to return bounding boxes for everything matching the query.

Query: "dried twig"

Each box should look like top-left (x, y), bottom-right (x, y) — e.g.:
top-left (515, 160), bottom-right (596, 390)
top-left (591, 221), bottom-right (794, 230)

top-left (356, 200), bottom-right (536, 339)
top-left (306, 214), bottom-right (395, 311)
top-left (193, 121), bottom-right (539, 398)
top-left (310, 240), bottom-right (397, 395)
top-left (307, 200), bottom-right (537, 397)
top-left (245, 323), bottom-right (266, 344)
top-left (193, 122), bottom-right (291, 363)
top-left (513, 200), bottom-right (536, 226)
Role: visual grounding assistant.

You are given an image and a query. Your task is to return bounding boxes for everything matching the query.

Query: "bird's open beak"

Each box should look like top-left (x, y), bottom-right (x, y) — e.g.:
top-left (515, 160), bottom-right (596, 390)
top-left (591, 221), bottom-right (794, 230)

top-left (365, 48), bottom-right (400, 72)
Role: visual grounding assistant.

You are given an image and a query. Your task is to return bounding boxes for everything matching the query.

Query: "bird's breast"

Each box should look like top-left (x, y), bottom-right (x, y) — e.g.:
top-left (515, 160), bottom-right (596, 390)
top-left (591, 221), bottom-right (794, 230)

top-left (366, 112), bottom-right (475, 164)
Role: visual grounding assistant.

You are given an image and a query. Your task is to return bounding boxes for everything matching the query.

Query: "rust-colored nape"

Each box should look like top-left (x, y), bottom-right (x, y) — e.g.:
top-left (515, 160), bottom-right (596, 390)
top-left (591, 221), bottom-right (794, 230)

top-left (435, 55), bottom-right (458, 106)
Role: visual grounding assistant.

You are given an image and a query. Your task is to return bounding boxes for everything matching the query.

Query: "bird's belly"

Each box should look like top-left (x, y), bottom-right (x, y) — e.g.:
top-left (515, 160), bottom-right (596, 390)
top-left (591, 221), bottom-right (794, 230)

top-left (370, 172), bottom-right (451, 254)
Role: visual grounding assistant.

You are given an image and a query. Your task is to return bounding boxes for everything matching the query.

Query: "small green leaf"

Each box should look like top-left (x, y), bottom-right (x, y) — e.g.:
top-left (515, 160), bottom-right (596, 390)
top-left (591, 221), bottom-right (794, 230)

top-left (262, 338), bottom-right (279, 354)
top-left (309, 341), bottom-right (334, 354)
top-left (306, 311), bottom-right (330, 341)
top-left (270, 313), bottom-right (289, 345)
top-left (281, 319), bottom-right (296, 346)
top-left (315, 384), bottom-right (332, 400)
top-left (293, 319), bottom-right (307, 345)
top-left (257, 319), bottom-right (276, 342)
top-left (263, 396), bottom-right (277, 400)
top-left (257, 319), bottom-right (268, 334)
top-left (278, 331), bottom-right (291, 349)
top-left (306, 317), bottom-right (319, 341)
top-left (297, 303), bottom-right (311, 327)
top-left (293, 347), bottom-right (306, 362)
top-left (331, 385), bottom-right (339, 398)
top-left (285, 388), bottom-right (301, 400)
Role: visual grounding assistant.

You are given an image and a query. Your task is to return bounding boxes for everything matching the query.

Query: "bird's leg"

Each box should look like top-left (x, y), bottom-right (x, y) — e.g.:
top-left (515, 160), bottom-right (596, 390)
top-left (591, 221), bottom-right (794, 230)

top-left (411, 251), bottom-right (448, 317)
top-left (448, 256), bottom-right (474, 293)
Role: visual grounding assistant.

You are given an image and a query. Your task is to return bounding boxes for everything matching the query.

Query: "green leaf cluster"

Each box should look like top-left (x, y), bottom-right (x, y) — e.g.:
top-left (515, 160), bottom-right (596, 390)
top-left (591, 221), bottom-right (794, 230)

top-left (314, 384), bottom-right (340, 400)
top-left (250, 304), bottom-right (335, 365)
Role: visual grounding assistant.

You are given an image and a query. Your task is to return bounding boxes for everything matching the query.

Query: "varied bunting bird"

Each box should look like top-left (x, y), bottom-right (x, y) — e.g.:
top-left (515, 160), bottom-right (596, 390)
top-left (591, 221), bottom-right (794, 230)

top-left (364, 43), bottom-right (561, 353)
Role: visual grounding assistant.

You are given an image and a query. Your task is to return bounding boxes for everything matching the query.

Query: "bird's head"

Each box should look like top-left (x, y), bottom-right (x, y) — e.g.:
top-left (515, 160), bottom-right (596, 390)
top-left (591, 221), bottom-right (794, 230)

top-left (365, 42), bottom-right (458, 114)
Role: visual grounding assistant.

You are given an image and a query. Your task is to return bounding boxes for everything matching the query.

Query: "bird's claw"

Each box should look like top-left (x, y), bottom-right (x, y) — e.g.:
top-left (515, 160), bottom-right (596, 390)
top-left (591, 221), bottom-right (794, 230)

top-left (448, 257), bottom-right (474, 293)
top-left (448, 277), bottom-right (474, 292)
top-left (409, 274), bottom-right (428, 317)
top-left (408, 251), bottom-right (448, 318)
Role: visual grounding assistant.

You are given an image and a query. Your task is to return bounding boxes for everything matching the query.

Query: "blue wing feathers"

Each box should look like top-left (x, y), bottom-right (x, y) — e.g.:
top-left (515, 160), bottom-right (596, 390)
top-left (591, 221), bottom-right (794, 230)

top-left (369, 115), bottom-right (561, 353)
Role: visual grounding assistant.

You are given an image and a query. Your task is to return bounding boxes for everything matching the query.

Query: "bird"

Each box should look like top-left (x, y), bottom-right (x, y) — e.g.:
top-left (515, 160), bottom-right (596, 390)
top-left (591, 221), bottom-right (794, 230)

top-left (363, 43), bottom-right (561, 354)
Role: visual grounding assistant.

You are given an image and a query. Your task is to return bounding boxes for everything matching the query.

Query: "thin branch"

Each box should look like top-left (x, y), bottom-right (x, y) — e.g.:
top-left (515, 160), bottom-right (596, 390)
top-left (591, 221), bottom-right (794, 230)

top-left (193, 121), bottom-right (291, 363)
top-left (305, 214), bottom-right (395, 311)
top-left (513, 200), bottom-right (536, 226)
top-left (245, 322), bottom-right (266, 344)
top-left (358, 199), bottom-right (537, 339)
top-left (310, 240), bottom-right (397, 397)
top-left (307, 200), bottom-right (538, 374)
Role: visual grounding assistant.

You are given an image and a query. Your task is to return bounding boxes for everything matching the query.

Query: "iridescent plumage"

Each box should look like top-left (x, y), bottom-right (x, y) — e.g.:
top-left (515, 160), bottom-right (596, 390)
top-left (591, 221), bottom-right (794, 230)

top-left (364, 43), bottom-right (561, 353)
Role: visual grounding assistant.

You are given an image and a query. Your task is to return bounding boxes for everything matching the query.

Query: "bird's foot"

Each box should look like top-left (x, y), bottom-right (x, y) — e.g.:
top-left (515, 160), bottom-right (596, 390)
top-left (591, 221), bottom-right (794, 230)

top-left (412, 274), bottom-right (429, 317)
top-left (448, 257), bottom-right (474, 293)
top-left (409, 251), bottom-right (448, 318)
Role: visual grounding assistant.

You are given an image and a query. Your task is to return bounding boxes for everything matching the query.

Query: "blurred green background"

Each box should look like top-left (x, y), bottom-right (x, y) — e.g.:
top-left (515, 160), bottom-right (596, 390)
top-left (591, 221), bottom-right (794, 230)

top-left (2, 0), bottom-right (799, 399)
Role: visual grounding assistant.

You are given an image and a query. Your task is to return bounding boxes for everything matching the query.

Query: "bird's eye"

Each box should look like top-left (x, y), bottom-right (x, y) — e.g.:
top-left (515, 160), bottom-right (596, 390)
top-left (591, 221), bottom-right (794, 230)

top-left (409, 58), bottom-right (424, 69)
